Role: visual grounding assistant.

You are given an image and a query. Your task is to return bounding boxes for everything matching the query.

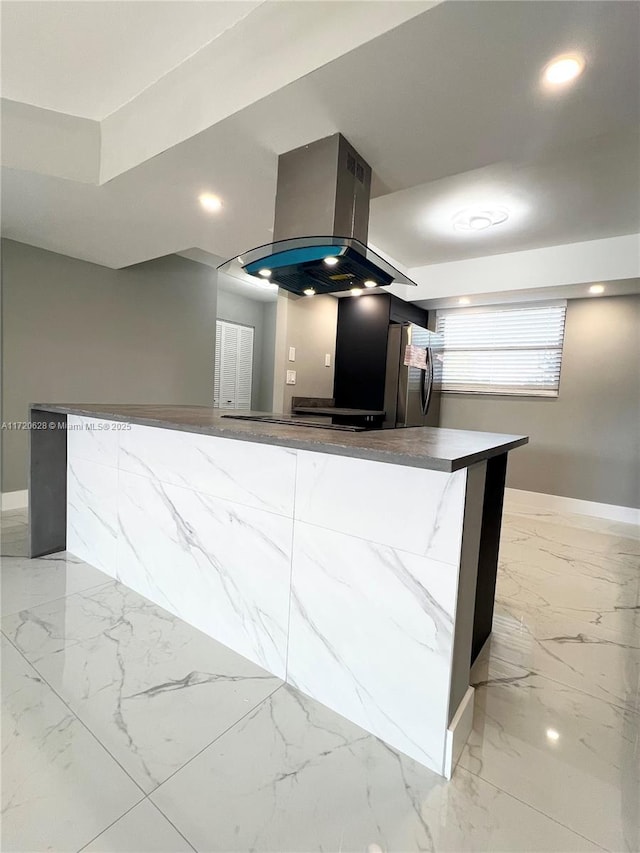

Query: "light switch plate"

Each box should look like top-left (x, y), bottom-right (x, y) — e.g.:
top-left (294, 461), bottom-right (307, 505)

top-left (286, 370), bottom-right (296, 385)
top-left (288, 346), bottom-right (296, 362)
top-left (324, 353), bottom-right (331, 367)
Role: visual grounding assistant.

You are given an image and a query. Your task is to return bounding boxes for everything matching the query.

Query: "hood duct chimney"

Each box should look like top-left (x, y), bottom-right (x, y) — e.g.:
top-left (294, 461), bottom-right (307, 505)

top-left (273, 133), bottom-right (372, 244)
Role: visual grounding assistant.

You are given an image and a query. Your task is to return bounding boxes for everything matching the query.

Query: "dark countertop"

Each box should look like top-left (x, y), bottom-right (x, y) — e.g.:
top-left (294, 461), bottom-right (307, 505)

top-left (31, 403), bottom-right (528, 473)
top-left (292, 407), bottom-right (385, 417)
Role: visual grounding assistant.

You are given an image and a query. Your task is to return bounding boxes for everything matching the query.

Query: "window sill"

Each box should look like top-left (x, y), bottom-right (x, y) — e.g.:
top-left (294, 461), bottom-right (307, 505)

top-left (441, 390), bottom-right (559, 399)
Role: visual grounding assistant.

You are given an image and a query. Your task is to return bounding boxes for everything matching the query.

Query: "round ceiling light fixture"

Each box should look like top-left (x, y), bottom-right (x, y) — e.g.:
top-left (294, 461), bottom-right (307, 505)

top-left (364, 280), bottom-right (377, 288)
top-left (452, 207), bottom-right (509, 232)
top-left (543, 53), bottom-right (585, 88)
top-left (324, 256), bottom-right (339, 266)
top-left (198, 193), bottom-right (223, 212)
top-left (589, 284), bottom-right (605, 295)
top-left (303, 288), bottom-right (316, 297)
top-left (350, 287), bottom-right (363, 296)
top-left (258, 268), bottom-right (271, 277)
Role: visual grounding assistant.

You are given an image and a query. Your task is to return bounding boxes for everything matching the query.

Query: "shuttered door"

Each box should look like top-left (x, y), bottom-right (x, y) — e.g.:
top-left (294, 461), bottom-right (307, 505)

top-left (214, 320), bottom-right (254, 409)
top-left (235, 325), bottom-right (254, 409)
top-left (213, 324), bottom-right (222, 406)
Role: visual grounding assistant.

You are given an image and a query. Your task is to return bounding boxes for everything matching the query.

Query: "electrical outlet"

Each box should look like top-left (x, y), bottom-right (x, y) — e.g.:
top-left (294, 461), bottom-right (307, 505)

top-left (324, 353), bottom-right (331, 367)
top-left (288, 346), bottom-right (296, 362)
top-left (286, 370), bottom-right (296, 385)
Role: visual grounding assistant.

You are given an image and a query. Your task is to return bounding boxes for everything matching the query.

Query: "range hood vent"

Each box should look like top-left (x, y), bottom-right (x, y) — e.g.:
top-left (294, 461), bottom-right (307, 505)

top-left (218, 236), bottom-right (416, 296)
top-left (218, 133), bottom-right (417, 296)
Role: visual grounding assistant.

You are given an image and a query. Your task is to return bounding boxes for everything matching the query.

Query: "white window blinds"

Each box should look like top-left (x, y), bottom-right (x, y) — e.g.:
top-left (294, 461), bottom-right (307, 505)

top-left (435, 302), bottom-right (567, 396)
top-left (214, 320), bottom-right (254, 409)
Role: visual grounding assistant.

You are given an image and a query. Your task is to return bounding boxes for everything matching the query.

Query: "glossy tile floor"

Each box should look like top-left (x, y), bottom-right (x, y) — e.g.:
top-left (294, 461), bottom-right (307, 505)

top-left (1, 504), bottom-right (638, 852)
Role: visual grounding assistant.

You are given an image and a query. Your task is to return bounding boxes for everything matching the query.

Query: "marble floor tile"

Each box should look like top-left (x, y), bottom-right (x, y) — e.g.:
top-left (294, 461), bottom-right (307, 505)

top-left (1, 634), bottom-right (143, 853)
top-left (152, 684), bottom-right (601, 853)
top-left (496, 527), bottom-right (640, 637)
top-left (485, 601), bottom-right (640, 712)
top-left (460, 660), bottom-right (640, 852)
top-left (1, 530), bottom-right (28, 545)
top-left (0, 538), bottom-right (28, 557)
top-left (500, 513), bottom-right (640, 580)
top-left (503, 505), bottom-right (640, 541)
top-left (0, 552), bottom-right (112, 617)
top-left (3, 500), bottom-right (637, 851)
top-left (82, 800), bottom-right (195, 852)
top-left (1, 513), bottom-right (28, 558)
top-left (1, 517), bottom-right (28, 533)
top-left (3, 581), bottom-right (282, 793)
top-left (1, 510), bottom-right (28, 528)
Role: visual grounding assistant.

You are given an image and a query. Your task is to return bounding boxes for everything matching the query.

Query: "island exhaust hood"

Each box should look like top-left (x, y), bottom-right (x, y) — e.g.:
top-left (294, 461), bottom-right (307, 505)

top-left (218, 134), bottom-right (417, 296)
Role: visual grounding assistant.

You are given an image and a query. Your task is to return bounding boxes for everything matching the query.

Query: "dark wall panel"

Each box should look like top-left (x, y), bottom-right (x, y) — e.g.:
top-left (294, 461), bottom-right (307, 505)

top-left (472, 452), bottom-right (508, 663)
top-left (334, 294), bottom-right (391, 410)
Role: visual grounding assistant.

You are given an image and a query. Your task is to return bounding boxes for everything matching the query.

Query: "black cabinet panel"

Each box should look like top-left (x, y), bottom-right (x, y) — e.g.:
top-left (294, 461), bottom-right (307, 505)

top-left (472, 452), bottom-right (508, 663)
top-left (334, 293), bottom-right (429, 411)
top-left (334, 294), bottom-right (391, 410)
top-left (389, 296), bottom-right (429, 327)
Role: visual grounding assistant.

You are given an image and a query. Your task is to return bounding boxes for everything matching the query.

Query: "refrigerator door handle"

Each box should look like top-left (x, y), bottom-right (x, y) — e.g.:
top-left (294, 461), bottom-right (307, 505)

top-left (421, 347), bottom-right (434, 415)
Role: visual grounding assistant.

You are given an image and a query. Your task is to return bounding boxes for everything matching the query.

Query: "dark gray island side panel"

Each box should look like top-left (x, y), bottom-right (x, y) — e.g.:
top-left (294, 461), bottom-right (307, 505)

top-left (472, 452), bottom-right (509, 663)
top-left (28, 408), bottom-right (67, 557)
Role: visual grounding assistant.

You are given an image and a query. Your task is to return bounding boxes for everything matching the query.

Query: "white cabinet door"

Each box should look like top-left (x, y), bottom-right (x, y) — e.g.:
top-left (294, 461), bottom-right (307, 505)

top-left (214, 320), bottom-right (254, 409)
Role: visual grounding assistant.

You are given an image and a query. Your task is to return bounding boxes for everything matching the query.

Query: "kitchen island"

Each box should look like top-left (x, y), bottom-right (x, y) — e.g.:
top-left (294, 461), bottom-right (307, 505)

top-left (28, 403), bottom-right (527, 779)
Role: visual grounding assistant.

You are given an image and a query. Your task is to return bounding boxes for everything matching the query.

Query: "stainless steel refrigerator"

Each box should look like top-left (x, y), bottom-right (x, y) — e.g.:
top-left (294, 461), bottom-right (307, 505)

top-left (383, 324), bottom-right (443, 428)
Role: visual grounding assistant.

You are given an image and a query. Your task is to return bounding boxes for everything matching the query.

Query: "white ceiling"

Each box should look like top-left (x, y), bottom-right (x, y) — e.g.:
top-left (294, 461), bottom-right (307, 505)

top-left (0, 1), bottom-right (262, 119)
top-left (369, 130), bottom-right (640, 267)
top-left (1, 0), bottom-right (639, 304)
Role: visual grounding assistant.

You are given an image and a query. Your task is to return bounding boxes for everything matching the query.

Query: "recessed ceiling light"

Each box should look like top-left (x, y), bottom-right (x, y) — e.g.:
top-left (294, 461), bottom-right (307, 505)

top-left (546, 728), bottom-right (560, 742)
top-left (258, 269), bottom-right (271, 277)
top-left (364, 280), bottom-right (377, 288)
top-left (589, 284), bottom-right (605, 295)
top-left (324, 256), bottom-right (339, 266)
top-left (303, 288), bottom-right (316, 297)
top-left (458, 297), bottom-right (470, 305)
top-left (350, 288), bottom-right (363, 296)
top-left (198, 193), bottom-right (223, 212)
top-left (452, 207), bottom-right (509, 232)
top-left (543, 54), bottom-right (585, 88)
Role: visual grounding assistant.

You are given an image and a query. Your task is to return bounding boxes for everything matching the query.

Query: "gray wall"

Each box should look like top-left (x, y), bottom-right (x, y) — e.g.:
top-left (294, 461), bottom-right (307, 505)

top-left (273, 292), bottom-right (337, 413)
top-left (1, 239), bottom-right (217, 492)
top-left (215, 287), bottom-right (276, 412)
top-left (439, 294), bottom-right (640, 508)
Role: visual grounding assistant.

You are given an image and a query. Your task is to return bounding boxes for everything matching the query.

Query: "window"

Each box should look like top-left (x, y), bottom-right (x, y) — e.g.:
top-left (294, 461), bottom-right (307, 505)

top-left (214, 320), bottom-right (254, 409)
top-left (435, 302), bottom-right (567, 396)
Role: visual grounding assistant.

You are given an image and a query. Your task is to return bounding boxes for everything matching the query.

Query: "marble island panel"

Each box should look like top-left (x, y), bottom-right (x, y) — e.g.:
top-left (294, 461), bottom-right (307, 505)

top-left (29, 407), bottom-right (528, 778)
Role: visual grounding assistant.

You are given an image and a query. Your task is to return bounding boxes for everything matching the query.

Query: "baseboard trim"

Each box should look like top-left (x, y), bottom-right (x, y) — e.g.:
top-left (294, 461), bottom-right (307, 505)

top-left (444, 686), bottom-right (474, 780)
top-left (1, 490), bottom-right (28, 511)
top-left (505, 488), bottom-right (639, 526)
